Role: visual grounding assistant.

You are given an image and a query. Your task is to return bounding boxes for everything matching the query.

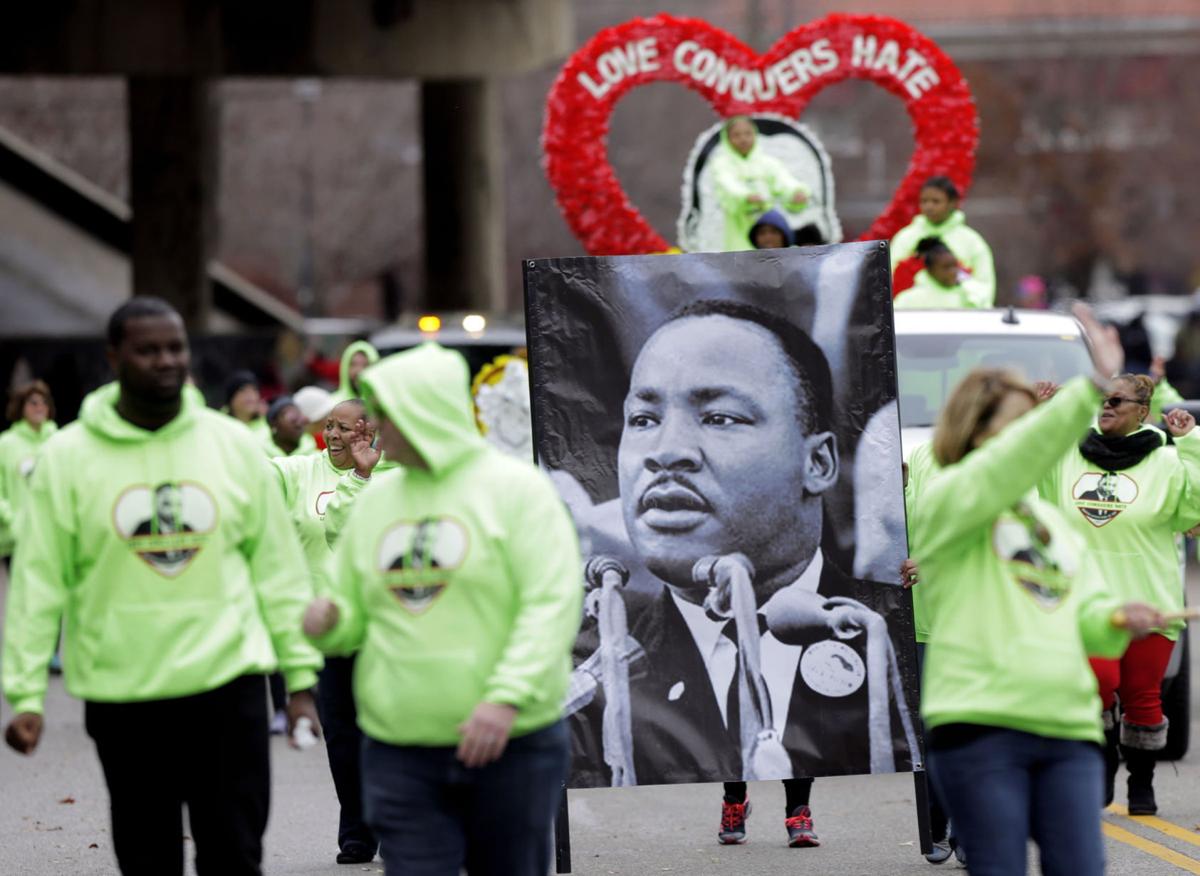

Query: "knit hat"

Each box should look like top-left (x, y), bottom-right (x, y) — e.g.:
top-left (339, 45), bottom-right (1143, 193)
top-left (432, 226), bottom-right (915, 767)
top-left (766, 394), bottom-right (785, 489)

top-left (266, 395), bottom-right (298, 425)
top-left (224, 370), bottom-right (259, 407)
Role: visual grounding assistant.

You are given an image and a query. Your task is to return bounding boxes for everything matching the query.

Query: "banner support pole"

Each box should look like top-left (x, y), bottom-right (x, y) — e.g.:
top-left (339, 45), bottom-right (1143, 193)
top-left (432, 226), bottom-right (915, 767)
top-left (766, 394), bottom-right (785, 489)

top-left (554, 785), bottom-right (572, 873)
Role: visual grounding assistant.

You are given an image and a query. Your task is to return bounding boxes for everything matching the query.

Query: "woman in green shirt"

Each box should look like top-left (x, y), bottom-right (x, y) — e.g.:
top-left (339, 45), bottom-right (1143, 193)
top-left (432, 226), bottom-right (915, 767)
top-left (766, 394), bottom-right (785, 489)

top-left (0, 380), bottom-right (58, 563)
top-left (909, 306), bottom-right (1164, 876)
top-left (1038, 372), bottom-right (1200, 814)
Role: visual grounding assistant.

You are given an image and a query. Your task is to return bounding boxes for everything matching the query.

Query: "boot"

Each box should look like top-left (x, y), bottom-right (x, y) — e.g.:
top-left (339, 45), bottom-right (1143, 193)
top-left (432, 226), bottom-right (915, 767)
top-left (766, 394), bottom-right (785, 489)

top-left (1121, 718), bottom-right (1167, 816)
top-left (1123, 746), bottom-right (1157, 815)
top-left (1102, 721), bottom-right (1120, 808)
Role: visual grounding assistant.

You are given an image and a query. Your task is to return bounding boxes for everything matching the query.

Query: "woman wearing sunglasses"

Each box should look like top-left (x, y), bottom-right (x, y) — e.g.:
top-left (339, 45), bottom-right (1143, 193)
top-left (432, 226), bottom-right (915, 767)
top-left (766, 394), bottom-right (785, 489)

top-left (1039, 373), bottom-right (1200, 814)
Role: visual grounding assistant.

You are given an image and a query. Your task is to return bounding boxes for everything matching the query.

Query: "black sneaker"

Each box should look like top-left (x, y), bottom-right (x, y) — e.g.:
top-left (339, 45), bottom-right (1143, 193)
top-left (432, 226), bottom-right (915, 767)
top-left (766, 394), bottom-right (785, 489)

top-left (718, 797), bottom-right (751, 844)
top-left (785, 805), bottom-right (820, 848)
top-left (336, 841), bottom-right (376, 864)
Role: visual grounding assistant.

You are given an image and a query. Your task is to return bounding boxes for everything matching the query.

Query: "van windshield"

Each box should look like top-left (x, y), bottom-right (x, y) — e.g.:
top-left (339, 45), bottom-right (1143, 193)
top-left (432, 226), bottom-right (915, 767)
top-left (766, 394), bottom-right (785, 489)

top-left (896, 334), bottom-right (1094, 428)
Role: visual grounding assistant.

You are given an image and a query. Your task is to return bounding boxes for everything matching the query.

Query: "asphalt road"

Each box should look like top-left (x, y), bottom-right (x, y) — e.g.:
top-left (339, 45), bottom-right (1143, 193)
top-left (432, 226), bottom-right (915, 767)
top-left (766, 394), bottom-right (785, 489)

top-left (1, 569), bottom-right (1198, 875)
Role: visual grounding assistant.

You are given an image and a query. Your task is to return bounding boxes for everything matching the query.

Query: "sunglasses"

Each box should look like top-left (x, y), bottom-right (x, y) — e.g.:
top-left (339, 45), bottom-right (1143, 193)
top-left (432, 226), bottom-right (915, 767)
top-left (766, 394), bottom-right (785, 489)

top-left (1102, 395), bottom-right (1143, 409)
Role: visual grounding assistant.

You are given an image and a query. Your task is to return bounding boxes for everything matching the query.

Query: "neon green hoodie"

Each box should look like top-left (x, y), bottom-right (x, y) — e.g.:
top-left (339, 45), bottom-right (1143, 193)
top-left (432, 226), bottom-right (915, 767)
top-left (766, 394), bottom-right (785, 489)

top-left (710, 124), bottom-right (808, 252)
top-left (911, 378), bottom-right (1130, 743)
top-left (0, 418), bottom-right (58, 556)
top-left (264, 431), bottom-right (318, 459)
top-left (332, 340), bottom-right (381, 404)
top-left (1038, 423), bottom-right (1200, 640)
top-left (893, 268), bottom-right (989, 310)
top-left (2, 383), bottom-right (322, 715)
top-left (311, 343), bottom-right (583, 746)
top-left (890, 210), bottom-right (995, 307)
top-left (272, 450), bottom-right (353, 587)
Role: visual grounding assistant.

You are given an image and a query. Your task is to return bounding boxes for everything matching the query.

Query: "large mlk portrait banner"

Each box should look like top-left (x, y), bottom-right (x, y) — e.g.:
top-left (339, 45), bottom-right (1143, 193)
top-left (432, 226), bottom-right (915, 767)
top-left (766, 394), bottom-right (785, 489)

top-left (524, 242), bottom-right (921, 789)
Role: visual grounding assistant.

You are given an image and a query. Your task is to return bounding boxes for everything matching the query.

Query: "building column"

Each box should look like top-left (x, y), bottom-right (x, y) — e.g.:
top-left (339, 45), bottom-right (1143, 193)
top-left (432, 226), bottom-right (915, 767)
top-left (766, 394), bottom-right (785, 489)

top-left (127, 76), bottom-right (218, 329)
top-left (420, 78), bottom-right (506, 312)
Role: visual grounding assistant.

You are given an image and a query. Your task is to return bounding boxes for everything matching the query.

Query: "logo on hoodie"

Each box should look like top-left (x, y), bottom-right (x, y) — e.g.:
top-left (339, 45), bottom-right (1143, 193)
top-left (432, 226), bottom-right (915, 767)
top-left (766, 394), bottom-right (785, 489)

top-left (1071, 472), bottom-right (1138, 527)
top-left (112, 481), bottom-right (218, 577)
top-left (992, 503), bottom-right (1075, 611)
top-left (377, 517), bottom-right (469, 614)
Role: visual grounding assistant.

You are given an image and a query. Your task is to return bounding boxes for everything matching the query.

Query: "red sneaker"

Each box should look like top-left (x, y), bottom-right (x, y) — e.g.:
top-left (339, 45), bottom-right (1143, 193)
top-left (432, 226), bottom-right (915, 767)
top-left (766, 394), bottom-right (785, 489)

top-left (718, 798), bottom-right (752, 844)
top-left (785, 805), bottom-right (820, 848)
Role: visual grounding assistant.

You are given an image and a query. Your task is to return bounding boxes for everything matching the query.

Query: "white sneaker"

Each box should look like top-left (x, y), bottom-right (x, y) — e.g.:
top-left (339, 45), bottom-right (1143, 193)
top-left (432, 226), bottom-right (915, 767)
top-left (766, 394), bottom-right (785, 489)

top-left (269, 709), bottom-right (288, 735)
top-left (924, 840), bottom-right (952, 864)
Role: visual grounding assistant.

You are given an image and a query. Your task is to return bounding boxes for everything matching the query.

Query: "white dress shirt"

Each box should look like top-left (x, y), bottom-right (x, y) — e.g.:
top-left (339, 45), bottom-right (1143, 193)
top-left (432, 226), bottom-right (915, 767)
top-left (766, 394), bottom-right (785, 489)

top-left (670, 551), bottom-right (824, 738)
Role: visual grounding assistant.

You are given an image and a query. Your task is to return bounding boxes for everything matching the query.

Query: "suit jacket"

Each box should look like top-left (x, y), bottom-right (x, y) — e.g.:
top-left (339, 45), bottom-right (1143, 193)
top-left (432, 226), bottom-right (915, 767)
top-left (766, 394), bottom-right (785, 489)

top-left (569, 558), bottom-right (917, 787)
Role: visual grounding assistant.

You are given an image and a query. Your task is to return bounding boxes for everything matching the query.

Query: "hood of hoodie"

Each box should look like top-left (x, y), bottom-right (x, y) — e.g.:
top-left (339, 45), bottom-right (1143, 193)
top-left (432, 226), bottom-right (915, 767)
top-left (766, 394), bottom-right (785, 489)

top-left (359, 343), bottom-right (485, 477)
top-left (748, 209), bottom-right (793, 247)
top-left (79, 382), bottom-right (204, 443)
top-left (11, 418), bottom-right (58, 444)
top-left (911, 209), bottom-right (966, 236)
top-left (338, 341), bottom-right (381, 398)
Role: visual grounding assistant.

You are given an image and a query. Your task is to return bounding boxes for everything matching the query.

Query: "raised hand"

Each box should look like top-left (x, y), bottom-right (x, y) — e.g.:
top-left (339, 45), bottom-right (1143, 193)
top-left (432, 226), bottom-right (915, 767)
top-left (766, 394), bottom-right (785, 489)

top-left (1032, 381), bottom-right (1059, 402)
top-left (1165, 408), bottom-right (1195, 438)
top-left (1072, 302), bottom-right (1124, 390)
top-left (348, 418), bottom-right (381, 478)
top-left (1150, 355), bottom-right (1167, 384)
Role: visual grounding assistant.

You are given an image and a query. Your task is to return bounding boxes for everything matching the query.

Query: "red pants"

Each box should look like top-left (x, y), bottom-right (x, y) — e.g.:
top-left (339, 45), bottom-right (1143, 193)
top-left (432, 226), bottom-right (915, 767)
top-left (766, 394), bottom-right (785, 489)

top-left (1089, 634), bottom-right (1174, 726)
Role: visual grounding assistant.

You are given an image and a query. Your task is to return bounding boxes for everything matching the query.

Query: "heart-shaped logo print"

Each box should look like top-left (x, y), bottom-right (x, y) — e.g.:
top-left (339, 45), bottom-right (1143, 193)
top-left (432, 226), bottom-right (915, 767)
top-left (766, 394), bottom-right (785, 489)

top-left (377, 517), bottom-right (470, 614)
top-left (112, 481), bottom-right (218, 577)
top-left (543, 13), bottom-right (978, 255)
top-left (1072, 472), bottom-right (1139, 528)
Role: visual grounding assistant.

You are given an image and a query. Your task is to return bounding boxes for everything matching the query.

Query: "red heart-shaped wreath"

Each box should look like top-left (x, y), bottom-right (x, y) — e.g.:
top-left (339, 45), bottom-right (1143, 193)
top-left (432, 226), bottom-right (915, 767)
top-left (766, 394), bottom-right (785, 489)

top-left (543, 13), bottom-right (978, 255)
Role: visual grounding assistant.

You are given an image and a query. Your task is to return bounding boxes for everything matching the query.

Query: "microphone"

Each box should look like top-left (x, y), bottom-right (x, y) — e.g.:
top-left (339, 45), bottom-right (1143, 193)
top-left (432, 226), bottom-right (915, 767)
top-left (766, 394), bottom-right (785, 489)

top-left (586, 556), bottom-right (630, 592)
top-left (693, 553), bottom-right (790, 780)
top-left (585, 555), bottom-right (636, 787)
top-left (693, 553), bottom-right (754, 620)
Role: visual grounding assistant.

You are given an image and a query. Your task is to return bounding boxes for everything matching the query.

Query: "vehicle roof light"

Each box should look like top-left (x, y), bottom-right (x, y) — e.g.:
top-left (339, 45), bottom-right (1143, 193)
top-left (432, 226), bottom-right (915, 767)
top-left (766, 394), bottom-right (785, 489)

top-left (462, 314), bottom-right (487, 333)
top-left (418, 315), bottom-right (441, 333)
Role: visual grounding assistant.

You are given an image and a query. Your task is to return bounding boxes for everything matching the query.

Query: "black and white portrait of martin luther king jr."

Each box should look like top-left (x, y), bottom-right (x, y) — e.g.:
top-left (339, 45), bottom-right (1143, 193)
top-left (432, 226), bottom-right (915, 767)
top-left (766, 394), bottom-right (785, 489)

top-left (554, 292), bottom-right (917, 788)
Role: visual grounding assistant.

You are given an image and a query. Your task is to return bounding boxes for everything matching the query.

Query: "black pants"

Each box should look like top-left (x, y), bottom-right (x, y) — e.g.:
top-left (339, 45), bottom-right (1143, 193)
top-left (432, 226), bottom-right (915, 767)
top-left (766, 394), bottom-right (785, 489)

top-left (916, 643), bottom-right (950, 842)
top-left (85, 674), bottom-right (270, 876)
top-left (723, 778), bottom-right (813, 815)
top-left (268, 672), bottom-right (288, 713)
top-left (317, 655), bottom-right (376, 851)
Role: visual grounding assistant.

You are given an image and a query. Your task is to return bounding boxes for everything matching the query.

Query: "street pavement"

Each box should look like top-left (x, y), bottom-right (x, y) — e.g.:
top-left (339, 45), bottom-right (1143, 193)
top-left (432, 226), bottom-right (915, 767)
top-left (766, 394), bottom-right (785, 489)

top-left (2, 568), bottom-right (1198, 875)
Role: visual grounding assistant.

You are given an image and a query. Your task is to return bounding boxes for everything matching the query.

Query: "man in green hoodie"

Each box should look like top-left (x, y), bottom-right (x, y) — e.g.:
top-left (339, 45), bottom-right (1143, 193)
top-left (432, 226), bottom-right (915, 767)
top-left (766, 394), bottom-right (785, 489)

top-left (303, 342), bottom-right (582, 876)
top-left (2, 296), bottom-right (323, 876)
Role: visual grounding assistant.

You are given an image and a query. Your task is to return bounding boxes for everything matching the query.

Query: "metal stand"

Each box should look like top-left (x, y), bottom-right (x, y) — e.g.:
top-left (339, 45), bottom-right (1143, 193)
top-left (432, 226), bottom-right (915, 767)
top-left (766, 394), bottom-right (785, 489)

top-left (554, 786), bottom-right (572, 873)
top-left (913, 769), bottom-right (933, 855)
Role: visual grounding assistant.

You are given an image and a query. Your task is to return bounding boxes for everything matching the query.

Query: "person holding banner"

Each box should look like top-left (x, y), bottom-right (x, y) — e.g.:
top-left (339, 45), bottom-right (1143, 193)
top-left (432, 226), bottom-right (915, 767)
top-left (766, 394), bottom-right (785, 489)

top-left (1037, 372), bottom-right (1200, 814)
top-left (711, 116), bottom-right (809, 252)
top-left (910, 306), bottom-right (1166, 876)
top-left (302, 343), bottom-right (582, 876)
top-left (568, 298), bottom-right (917, 801)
